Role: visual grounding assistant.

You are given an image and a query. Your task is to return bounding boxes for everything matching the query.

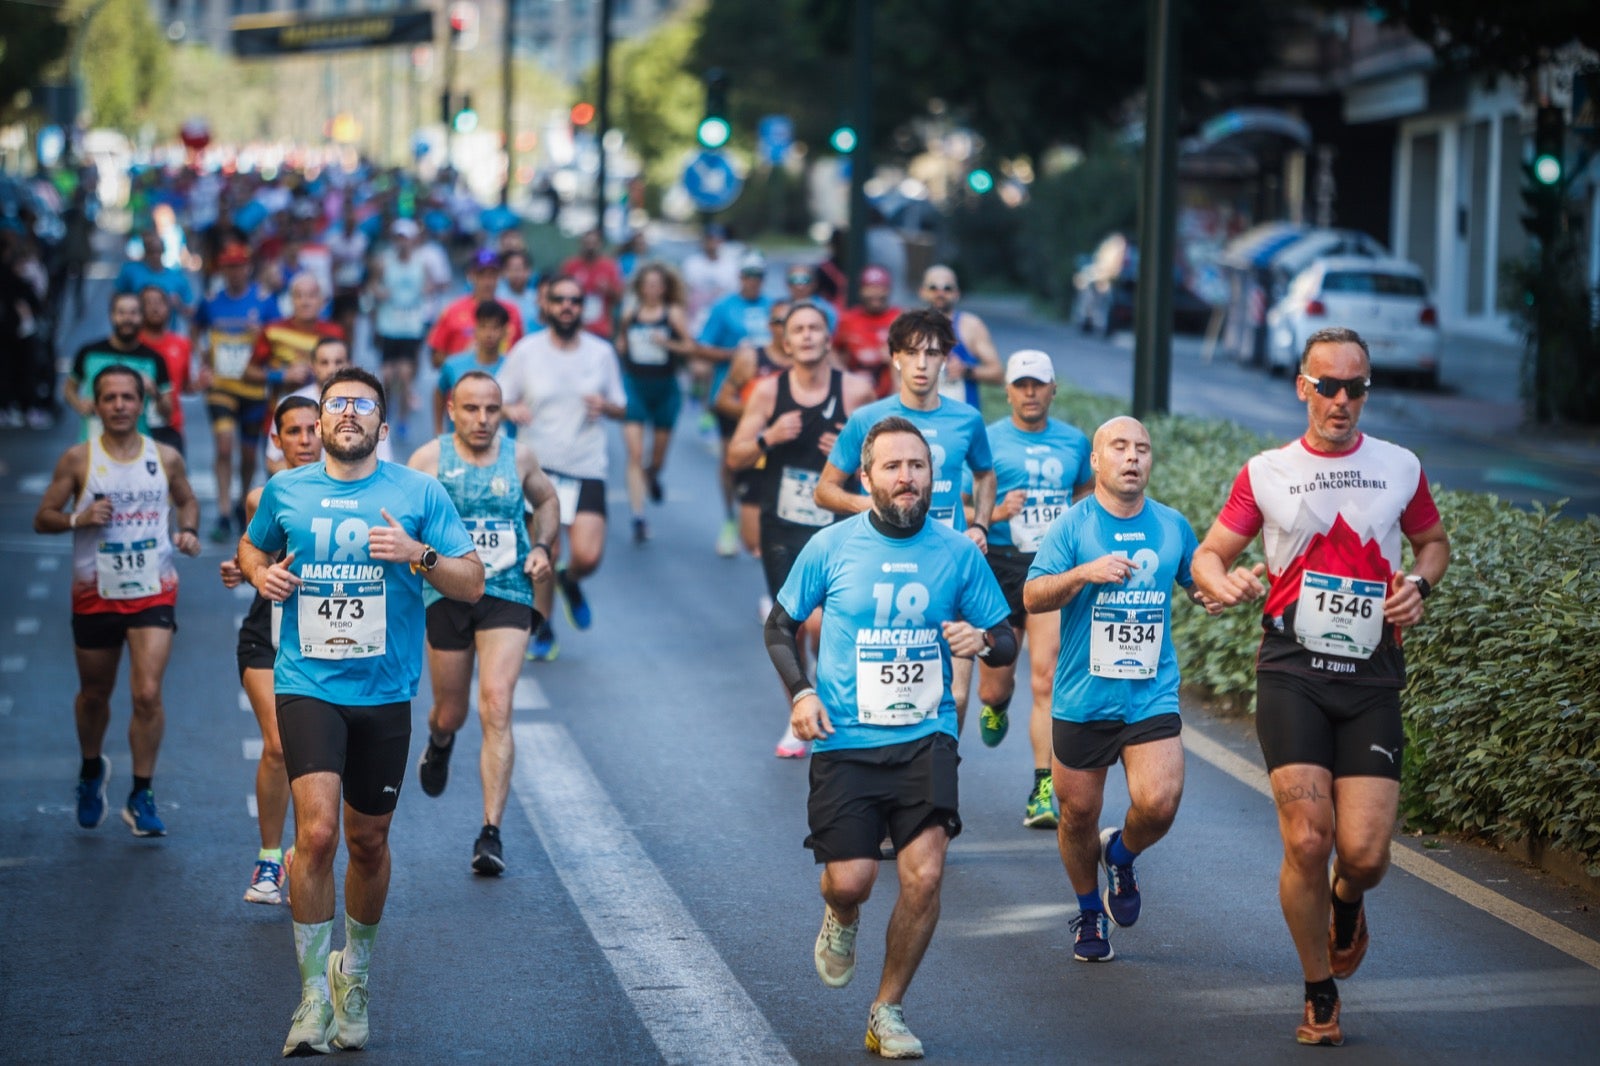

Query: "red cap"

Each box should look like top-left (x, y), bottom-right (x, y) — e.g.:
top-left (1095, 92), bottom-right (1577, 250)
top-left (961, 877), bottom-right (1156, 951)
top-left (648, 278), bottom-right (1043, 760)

top-left (860, 265), bottom-right (892, 289)
top-left (218, 243), bottom-right (251, 267)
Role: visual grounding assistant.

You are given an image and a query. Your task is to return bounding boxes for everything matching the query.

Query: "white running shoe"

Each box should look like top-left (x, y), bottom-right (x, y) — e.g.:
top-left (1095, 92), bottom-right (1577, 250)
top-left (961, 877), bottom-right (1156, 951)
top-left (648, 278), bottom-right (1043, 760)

top-left (775, 726), bottom-right (811, 759)
top-left (866, 1003), bottom-right (924, 1059)
top-left (326, 949), bottom-right (370, 1050)
top-left (244, 856), bottom-right (285, 905)
top-left (814, 906), bottom-right (859, 988)
top-left (281, 994), bottom-right (334, 1057)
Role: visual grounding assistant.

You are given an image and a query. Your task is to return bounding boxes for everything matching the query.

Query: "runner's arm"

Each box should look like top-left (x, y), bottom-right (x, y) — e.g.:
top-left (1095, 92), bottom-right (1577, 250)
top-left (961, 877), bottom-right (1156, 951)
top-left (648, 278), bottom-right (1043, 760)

top-left (1190, 523), bottom-right (1267, 608)
top-left (33, 448), bottom-right (94, 533)
top-left (713, 348), bottom-right (753, 420)
top-left (961, 314), bottom-right (1005, 384)
top-left (161, 444), bottom-right (202, 557)
top-left (724, 374), bottom-right (775, 470)
top-left (762, 602), bottom-right (811, 699)
top-left (815, 461), bottom-right (870, 516)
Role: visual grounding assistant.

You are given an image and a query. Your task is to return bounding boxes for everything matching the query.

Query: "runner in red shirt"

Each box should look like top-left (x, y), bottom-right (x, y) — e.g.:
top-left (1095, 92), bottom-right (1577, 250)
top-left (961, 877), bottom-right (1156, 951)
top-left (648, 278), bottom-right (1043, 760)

top-left (833, 265), bottom-right (901, 397)
top-left (559, 229), bottom-right (625, 339)
top-left (425, 250), bottom-right (525, 368)
top-left (137, 283), bottom-right (192, 456)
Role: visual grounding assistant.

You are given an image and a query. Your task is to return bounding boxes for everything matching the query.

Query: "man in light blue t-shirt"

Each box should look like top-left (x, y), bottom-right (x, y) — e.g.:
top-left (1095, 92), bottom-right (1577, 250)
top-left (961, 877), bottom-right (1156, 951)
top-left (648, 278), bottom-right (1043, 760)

top-left (767, 416), bottom-right (1013, 1060)
top-left (1024, 416), bottom-right (1237, 966)
top-left (240, 367), bottom-right (483, 1057)
top-left (817, 307), bottom-right (996, 733)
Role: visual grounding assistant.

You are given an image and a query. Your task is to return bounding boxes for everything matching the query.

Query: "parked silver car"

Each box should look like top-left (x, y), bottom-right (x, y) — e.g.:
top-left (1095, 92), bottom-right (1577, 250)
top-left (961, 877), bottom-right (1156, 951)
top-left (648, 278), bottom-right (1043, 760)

top-left (1266, 256), bottom-right (1442, 388)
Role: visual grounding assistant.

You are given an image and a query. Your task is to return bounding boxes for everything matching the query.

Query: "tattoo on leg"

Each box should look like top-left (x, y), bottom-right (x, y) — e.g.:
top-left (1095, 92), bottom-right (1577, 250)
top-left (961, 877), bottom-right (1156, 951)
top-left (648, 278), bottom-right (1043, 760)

top-left (1274, 781), bottom-right (1327, 807)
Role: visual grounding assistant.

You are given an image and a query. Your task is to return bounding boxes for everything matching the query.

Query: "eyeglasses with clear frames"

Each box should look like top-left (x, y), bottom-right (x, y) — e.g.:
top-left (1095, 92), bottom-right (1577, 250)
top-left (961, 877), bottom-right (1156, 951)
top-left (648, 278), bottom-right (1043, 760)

top-left (323, 395), bottom-right (380, 416)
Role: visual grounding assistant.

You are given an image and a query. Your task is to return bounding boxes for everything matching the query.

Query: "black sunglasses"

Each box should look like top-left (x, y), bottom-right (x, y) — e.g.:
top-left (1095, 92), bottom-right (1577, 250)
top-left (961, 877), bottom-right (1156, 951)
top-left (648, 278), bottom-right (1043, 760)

top-left (549, 294), bottom-right (583, 306)
top-left (1302, 374), bottom-right (1370, 400)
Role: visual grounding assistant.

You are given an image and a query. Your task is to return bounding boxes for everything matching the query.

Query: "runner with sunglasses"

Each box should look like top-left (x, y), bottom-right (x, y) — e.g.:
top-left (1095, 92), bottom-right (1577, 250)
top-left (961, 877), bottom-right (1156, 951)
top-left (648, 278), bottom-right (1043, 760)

top-left (238, 367), bottom-right (483, 1056)
top-left (918, 266), bottom-right (1002, 407)
top-left (1189, 326), bottom-right (1450, 1047)
top-left (497, 274), bottom-right (627, 660)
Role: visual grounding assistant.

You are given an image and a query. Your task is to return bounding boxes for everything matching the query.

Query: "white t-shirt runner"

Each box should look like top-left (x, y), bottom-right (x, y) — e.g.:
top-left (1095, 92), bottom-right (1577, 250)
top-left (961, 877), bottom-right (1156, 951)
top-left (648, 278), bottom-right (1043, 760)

top-left (495, 330), bottom-right (626, 481)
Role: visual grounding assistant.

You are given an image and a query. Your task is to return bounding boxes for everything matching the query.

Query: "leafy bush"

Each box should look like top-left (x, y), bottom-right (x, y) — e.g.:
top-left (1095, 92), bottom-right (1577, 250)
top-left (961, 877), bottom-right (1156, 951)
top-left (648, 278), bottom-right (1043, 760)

top-left (983, 384), bottom-right (1600, 874)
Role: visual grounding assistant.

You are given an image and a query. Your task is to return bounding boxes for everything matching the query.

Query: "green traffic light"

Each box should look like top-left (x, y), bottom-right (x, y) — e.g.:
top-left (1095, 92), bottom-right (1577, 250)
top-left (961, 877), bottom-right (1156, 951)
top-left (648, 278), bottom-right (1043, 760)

top-left (453, 110), bottom-right (478, 134)
top-left (697, 116), bottom-right (731, 149)
top-left (968, 168), bottom-right (994, 194)
top-left (1533, 154), bottom-right (1562, 186)
top-left (830, 126), bottom-right (857, 154)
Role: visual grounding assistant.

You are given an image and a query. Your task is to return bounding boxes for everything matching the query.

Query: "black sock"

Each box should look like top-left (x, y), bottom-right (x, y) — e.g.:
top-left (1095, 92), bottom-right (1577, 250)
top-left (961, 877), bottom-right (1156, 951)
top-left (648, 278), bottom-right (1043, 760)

top-left (430, 731), bottom-right (454, 749)
top-left (1034, 767), bottom-right (1052, 785)
top-left (80, 758), bottom-right (102, 780)
top-left (132, 775), bottom-right (152, 794)
top-left (1305, 977), bottom-right (1337, 1002)
top-left (481, 823), bottom-right (500, 839)
top-left (990, 695), bottom-right (1012, 714)
top-left (1332, 891), bottom-right (1363, 947)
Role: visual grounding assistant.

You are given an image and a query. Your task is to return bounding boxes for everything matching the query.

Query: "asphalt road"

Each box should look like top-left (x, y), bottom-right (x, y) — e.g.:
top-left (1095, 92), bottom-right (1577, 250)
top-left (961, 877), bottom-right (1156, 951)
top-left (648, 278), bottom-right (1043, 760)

top-left (2, 263), bottom-right (1598, 1064)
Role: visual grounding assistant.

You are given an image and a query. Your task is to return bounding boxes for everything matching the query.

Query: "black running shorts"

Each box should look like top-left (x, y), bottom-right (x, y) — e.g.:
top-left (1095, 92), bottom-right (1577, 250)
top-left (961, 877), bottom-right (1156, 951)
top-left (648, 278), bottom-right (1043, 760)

top-left (72, 604), bottom-right (177, 650)
top-left (1053, 713), bottom-right (1183, 771)
top-left (985, 548), bottom-right (1032, 630)
top-left (758, 517), bottom-right (821, 600)
top-left (1255, 671), bottom-right (1404, 780)
top-left (425, 595), bottom-right (539, 652)
top-left (275, 695), bottom-right (411, 816)
top-left (805, 733), bottom-right (962, 863)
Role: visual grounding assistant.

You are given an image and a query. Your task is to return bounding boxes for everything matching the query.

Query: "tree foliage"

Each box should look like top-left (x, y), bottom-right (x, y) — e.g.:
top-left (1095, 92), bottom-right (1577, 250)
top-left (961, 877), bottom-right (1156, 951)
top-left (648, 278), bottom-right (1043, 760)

top-left (0, 5), bottom-right (72, 125)
top-left (1349, 1), bottom-right (1600, 77)
top-left (693, 0), bottom-right (1289, 164)
top-left (81, 0), bottom-right (170, 132)
top-left (597, 11), bottom-right (705, 194)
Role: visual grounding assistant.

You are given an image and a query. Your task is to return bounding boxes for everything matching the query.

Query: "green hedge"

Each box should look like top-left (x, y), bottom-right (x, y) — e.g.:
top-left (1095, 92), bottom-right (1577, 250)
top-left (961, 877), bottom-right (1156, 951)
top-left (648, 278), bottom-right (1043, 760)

top-left (981, 384), bottom-right (1600, 875)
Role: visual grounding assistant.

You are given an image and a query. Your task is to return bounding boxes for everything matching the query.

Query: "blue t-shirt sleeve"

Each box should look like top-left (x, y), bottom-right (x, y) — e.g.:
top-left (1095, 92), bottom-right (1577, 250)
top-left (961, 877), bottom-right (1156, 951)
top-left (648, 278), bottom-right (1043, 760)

top-left (828, 412), bottom-right (866, 475)
top-left (697, 303), bottom-right (733, 348)
top-left (776, 535), bottom-right (826, 621)
top-left (959, 542), bottom-right (1010, 630)
top-left (113, 264), bottom-right (136, 294)
top-left (175, 274), bottom-right (195, 305)
top-left (1027, 512), bottom-right (1078, 582)
top-left (420, 479), bottom-right (475, 558)
top-left (966, 415), bottom-right (993, 473)
top-left (1175, 512), bottom-right (1198, 589)
top-left (247, 479), bottom-right (286, 553)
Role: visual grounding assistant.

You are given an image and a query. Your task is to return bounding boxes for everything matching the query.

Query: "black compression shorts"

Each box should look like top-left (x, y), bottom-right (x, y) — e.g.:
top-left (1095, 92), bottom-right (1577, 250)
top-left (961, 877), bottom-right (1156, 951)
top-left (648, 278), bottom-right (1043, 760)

top-left (275, 695), bottom-right (411, 816)
top-left (1255, 671), bottom-right (1404, 780)
top-left (425, 595), bottom-right (540, 652)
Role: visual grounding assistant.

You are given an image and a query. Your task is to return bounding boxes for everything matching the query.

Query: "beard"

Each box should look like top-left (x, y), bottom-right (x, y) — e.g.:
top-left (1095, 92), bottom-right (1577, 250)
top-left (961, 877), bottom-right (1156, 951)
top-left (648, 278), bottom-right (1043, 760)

top-left (872, 482), bottom-right (931, 528)
top-left (550, 315), bottom-right (582, 341)
top-left (322, 423), bottom-right (380, 462)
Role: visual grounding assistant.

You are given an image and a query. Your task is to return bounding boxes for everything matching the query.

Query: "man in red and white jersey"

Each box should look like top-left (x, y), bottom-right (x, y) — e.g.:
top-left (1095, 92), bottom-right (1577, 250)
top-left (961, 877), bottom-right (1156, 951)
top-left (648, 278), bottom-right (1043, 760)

top-left (1190, 326), bottom-right (1450, 1048)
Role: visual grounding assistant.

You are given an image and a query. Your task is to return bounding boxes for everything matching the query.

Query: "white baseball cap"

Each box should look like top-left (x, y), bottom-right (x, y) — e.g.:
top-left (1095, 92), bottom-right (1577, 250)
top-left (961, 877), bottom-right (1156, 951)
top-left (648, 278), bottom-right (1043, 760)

top-left (1006, 349), bottom-right (1055, 384)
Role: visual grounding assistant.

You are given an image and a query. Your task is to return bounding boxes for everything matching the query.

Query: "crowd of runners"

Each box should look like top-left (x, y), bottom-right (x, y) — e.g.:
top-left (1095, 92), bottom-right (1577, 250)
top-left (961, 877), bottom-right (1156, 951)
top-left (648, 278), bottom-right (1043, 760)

top-left (31, 161), bottom-right (1449, 1058)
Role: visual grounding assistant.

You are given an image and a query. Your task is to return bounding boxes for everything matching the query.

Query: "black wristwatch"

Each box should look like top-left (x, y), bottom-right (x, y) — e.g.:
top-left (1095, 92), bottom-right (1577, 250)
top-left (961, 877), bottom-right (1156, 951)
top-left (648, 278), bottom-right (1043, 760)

top-left (756, 434), bottom-right (769, 453)
top-left (415, 546), bottom-right (440, 573)
top-left (1405, 574), bottom-right (1431, 600)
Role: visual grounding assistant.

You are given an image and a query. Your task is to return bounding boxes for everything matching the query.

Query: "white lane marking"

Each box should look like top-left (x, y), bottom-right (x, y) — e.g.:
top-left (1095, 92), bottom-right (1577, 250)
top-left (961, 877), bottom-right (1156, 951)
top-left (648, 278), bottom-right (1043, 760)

top-left (1, 657), bottom-right (25, 673)
top-left (247, 794), bottom-right (259, 819)
top-left (27, 583), bottom-right (48, 600)
top-left (36, 556), bottom-right (59, 571)
top-left (513, 675), bottom-right (548, 712)
top-left (1183, 968), bottom-right (1600, 1013)
top-left (1182, 726), bottom-right (1600, 971)
top-left (18, 474), bottom-right (50, 494)
top-left (15, 618), bottom-right (40, 635)
top-left (233, 614), bottom-right (244, 630)
top-left (512, 723), bottom-right (795, 1065)
top-left (243, 738), bottom-right (263, 760)
top-left (238, 691), bottom-right (253, 714)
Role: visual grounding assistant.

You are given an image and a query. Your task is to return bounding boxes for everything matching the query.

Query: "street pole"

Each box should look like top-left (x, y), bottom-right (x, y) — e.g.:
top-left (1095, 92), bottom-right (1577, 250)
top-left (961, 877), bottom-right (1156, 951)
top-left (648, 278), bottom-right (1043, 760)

top-left (501, 0), bottom-right (515, 205)
top-left (846, 0), bottom-right (874, 305)
top-left (595, 0), bottom-right (614, 236)
top-left (1132, 0), bottom-right (1178, 418)
top-left (443, 25), bottom-right (458, 169)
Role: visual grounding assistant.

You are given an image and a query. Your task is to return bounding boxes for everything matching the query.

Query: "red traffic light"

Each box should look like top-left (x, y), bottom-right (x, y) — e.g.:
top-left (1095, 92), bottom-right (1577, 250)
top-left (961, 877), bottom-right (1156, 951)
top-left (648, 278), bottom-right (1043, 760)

top-left (570, 102), bottom-right (596, 127)
top-left (449, 1), bottom-right (476, 33)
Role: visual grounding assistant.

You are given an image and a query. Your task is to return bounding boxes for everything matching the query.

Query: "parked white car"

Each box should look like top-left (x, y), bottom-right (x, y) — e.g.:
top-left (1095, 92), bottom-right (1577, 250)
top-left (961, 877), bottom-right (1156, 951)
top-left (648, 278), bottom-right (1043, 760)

top-left (1266, 256), bottom-right (1442, 388)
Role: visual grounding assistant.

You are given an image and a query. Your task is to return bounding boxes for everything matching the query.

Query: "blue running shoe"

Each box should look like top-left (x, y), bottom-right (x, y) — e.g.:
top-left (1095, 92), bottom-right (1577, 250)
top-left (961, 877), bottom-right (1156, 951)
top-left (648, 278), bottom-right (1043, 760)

top-left (1100, 827), bottom-right (1141, 927)
top-left (527, 622), bottom-right (559, 661)
top-left (557, 569), bottom-right (592, 630)
top-left (1070, 909), bottom-right (1114, 962)
top-left (76, 755), bottom-right (110, 829)
top-left (122, 788), bottom-right (166, 837)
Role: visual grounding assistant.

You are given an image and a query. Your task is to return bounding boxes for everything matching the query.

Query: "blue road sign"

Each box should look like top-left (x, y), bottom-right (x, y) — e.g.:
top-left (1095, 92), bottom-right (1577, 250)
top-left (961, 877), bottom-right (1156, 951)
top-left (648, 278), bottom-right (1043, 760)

top-left (758, 114), bottom-right (794, 165)
top-left (682, 149), bottom-right (743, 213)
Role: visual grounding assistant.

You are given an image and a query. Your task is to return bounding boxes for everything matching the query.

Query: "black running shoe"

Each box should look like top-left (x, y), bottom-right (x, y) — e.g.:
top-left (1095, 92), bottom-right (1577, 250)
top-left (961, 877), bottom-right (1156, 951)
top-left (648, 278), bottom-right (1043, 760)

top-left (633, 517), bottom-right (649, 544)
top-left (646, 466), bottom-right (664, 503)
top-left (472, 825), bottom-right (505, 876)
top-left (417, 736), bottom-right (453, 797)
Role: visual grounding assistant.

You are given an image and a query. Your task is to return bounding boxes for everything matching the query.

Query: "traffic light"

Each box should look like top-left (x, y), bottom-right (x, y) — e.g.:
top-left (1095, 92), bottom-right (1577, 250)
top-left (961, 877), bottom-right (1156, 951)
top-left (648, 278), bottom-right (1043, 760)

top-left (829, 125), bottom-right (857, 154)
top-left (452, 94), bottom-right (477, 134)
top-left (697, 68), bottom-right (730, 149)
top-left (1533, 106), bottom-right (1564, 186)
top-left (448, 2), bottom-right (478, 50)
top-left (967, 168), bottom-right (994, 194)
